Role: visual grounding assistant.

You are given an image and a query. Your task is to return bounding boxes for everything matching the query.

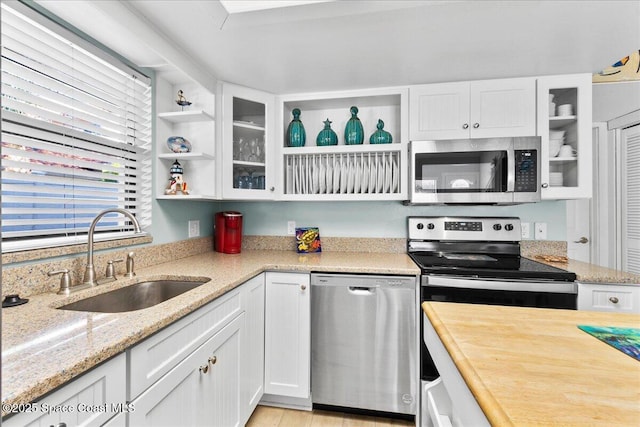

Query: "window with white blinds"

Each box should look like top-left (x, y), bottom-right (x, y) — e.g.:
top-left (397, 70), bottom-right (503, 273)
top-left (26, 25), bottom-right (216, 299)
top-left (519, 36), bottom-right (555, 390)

top-left (1, 2), bottom-right (152, 252)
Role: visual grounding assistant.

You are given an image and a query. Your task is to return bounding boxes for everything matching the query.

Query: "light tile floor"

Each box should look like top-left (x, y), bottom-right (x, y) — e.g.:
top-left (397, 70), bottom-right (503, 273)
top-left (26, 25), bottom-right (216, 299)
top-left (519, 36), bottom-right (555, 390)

top-left (246, 405), bottom-right (414, 427)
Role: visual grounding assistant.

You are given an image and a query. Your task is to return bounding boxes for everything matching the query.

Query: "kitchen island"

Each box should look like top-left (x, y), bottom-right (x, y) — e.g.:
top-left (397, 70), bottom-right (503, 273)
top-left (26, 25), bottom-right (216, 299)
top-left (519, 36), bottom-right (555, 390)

top-left (423, 301), bottom-right (640, 426)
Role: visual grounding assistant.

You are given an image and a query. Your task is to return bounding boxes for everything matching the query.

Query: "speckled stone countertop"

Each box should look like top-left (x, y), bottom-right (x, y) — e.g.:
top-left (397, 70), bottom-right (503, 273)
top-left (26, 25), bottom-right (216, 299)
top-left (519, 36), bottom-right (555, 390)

top-left (539, 258), bottom-right (640, 284)
top-left (1, 250), bottom-right (419, 415)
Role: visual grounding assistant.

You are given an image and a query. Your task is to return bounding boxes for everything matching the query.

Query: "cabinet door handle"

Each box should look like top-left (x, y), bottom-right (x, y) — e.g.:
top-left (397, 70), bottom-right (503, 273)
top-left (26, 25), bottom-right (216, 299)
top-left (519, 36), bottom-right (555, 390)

top-left (473, 123), bottom-right (480, 129)
top-left (609, 296), bottom-right (619, 304)
top-left (301, 284), bottom-right (307, 291)
top-left (270, 186), bottom-right (275, 192)
top-left (462, 123), bottom-right (469, 129)
top-left (574, 237), bottom-right (589, 244)
top-left (209, 356), bottom-right (217, 365)
top-left (199, 364), bottom-right (209, 374)
top-left (541, 183), bottom-right (549, 188)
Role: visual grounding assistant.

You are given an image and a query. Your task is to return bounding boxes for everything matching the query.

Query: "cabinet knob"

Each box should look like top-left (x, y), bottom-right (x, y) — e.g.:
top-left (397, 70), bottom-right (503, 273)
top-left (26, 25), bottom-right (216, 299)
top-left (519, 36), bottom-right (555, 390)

top-left (473, 123), bottom-right (480, 129)
top-left (209, 356), bottom-right (217, 365)
top-left (609, 296), bottom-right (619, 304)
top-left (462, 123), bottom-right (469, 129)
top-left (541, 183), bottom-right (549, 188)
top-left (270, 186), bottom-right (275, 192)
top-left (199, 364), bottom-right (209, 374)
top-left (301, 284), bottom-right (307, 291)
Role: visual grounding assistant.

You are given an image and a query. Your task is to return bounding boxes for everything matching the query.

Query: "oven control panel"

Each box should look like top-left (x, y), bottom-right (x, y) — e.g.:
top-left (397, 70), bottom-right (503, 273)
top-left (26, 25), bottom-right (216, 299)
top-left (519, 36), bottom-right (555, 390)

top-left (408, 216), bottom-right (521, 242)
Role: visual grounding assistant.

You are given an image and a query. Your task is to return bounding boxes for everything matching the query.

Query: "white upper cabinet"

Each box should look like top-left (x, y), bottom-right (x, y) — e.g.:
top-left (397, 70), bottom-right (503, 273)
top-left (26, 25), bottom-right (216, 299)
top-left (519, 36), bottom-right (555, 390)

top-left (410, 77), bottom-right (536, 140)
top-left (537, 73), bottom-right (592, 199)
top-left (156, 79), bottom-right (217, 200)
top-left (219, 82), bottom-right (276, 200)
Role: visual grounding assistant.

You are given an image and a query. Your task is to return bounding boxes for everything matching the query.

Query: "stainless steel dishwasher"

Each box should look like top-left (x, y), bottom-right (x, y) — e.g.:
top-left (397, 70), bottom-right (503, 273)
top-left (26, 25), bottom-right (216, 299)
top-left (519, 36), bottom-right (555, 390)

top-left (311, 273), bottom-right (417, 415)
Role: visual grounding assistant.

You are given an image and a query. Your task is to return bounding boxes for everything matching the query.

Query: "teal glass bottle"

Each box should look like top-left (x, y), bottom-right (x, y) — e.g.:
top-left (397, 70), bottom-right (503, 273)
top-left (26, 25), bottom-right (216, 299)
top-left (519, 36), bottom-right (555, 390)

top-left (344, 106), bottom-right (364, 145)
top-left (369, 119), bottom-right (393, 144)
top-left (286, 108), bottom-right (306, 147)
top-left (316, 118), bottom-right (338, 146)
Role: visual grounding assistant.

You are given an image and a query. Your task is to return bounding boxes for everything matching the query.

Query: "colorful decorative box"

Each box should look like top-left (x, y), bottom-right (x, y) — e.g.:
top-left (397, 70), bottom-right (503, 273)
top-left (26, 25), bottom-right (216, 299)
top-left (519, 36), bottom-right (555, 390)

top-left (296, 227), bottom-right (322, 253)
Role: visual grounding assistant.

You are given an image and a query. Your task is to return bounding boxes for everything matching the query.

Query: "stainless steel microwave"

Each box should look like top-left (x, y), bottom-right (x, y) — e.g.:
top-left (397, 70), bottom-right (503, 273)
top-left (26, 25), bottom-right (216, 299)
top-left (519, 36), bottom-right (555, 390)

top-left (409, 137), bottom-right (541, 204)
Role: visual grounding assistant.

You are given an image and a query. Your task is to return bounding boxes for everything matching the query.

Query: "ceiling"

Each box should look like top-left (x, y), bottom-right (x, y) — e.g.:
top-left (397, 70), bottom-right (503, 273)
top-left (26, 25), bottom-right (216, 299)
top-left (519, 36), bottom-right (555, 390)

top-left (35, 0), bottom-right (640, 94)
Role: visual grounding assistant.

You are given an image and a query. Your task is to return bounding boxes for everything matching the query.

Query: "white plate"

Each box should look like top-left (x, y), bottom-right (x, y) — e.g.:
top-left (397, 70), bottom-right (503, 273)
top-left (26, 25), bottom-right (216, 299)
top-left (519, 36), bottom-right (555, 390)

top-left (313, 157), bottom-right (320, 194)
top-left (392, 157), bottom-right (399, 192)
top-left (361, 155), bottom-right (369, 193)
top-left (326, 155), bottom-right (333, 194)
top-left (377, 154), bottom-right (384, 193)
top-left (293, 157), bottom-right (299, 194)
top-left (369, 154), bottom-right (377, 193)
top-left (286, 158), bottom-right (293, 194)
top-left (319, 156), bottom-right (326, 194)
top-left (347, 158), bottom-right (355, 193)
top-left (340, 157), bottom-right (348, 193)
top-left (384, 156), bottom-right (391, 193)
top-left (333, 156), bottom-right (341, 194)
top-left (353, 156), bottom-right (361, 194)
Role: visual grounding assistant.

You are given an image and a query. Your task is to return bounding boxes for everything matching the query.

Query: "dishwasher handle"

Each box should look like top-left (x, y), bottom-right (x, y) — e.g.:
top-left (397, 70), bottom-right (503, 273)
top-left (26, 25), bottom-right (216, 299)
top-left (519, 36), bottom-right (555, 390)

top-left (348, 286), bottom-right (375, 295)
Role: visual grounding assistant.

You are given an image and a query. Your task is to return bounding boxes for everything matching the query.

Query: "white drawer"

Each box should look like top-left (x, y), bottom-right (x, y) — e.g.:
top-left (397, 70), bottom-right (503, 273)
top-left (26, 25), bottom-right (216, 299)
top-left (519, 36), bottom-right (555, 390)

top-left (129, 287), bottom-right (242, 398)
top-left (577, 283), bottom-right (640, 313)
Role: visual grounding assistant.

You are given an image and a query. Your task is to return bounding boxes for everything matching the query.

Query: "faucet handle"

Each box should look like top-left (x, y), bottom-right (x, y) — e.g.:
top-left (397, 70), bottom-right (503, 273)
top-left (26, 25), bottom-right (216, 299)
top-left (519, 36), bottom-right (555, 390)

top-left (125, 252), bottom-right (136, 278)
top-left (48, 269), bottom-right (72, 295)
top-left (105, 259), bottom-right (123, 279)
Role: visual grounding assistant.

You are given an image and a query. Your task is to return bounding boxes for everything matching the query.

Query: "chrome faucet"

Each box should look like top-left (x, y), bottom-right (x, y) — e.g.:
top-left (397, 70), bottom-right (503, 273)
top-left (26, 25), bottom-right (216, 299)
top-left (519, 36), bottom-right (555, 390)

top-left (83, 208), bottom-right (142, 286)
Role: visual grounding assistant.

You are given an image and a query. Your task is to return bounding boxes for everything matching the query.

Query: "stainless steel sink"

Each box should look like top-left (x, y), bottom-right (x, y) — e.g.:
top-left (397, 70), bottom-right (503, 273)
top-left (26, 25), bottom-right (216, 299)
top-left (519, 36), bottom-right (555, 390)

top-left (58, 279), bottom-right (210, 313)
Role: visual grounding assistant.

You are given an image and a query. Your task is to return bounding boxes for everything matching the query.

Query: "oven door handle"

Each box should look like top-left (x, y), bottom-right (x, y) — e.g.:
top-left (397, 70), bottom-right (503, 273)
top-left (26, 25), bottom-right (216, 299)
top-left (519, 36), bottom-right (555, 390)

top-left (424, 275), bottom-right (577, 294)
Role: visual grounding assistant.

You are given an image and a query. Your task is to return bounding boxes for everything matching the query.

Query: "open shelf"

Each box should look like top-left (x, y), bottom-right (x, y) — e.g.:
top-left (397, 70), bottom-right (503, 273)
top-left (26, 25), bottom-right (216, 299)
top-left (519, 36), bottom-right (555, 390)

top-left (158, 110), bottom-right (214, 123)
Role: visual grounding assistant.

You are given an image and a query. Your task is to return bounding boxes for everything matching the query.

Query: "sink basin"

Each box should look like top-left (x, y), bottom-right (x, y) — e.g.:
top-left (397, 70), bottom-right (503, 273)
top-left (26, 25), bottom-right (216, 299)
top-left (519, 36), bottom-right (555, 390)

top-left (58, 279), bottom-right (210, 313)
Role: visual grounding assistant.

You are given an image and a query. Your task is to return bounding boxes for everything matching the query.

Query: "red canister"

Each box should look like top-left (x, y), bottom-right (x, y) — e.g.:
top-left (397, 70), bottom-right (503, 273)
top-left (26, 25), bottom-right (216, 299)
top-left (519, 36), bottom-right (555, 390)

top-left (214, 211), bottom-right (243, 254)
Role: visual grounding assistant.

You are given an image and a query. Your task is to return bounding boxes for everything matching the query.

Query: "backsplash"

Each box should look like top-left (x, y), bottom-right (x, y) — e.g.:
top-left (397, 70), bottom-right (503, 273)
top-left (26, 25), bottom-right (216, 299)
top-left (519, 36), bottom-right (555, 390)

top-left (2, 235), bottom-right (566, 298)
top-left (2, 237), bottom-right (213, 298)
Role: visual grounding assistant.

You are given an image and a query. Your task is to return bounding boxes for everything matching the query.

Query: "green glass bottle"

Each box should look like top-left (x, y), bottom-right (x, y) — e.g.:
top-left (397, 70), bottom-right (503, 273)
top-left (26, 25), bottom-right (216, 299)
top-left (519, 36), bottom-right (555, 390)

top-left (344, 106), bottom-right (364, 145)
top-left (286, 108), bottom-right (306, 147)
top-left (369, 119), bottom-right (393, 144)
top-left (316, 118), bottom-right (338, 146)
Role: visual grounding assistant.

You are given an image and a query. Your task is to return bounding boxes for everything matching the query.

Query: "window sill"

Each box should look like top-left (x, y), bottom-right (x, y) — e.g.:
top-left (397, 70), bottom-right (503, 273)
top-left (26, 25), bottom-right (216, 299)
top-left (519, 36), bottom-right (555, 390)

top-left (2, 234), bottom-right (153, 265)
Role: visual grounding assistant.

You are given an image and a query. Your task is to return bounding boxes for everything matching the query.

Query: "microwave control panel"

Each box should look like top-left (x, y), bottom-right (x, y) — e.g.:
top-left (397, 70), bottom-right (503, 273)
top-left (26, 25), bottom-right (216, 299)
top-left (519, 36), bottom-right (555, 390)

top-left (514, 150), bottom-right (537, 192)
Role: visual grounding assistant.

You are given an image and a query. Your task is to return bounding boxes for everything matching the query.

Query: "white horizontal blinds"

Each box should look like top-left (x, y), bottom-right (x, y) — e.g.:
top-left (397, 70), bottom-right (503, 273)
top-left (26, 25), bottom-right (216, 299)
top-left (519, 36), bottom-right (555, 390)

top-left (622, 124), bottom-right (640, 273)
top-left (1, 3), bottom-right (152, 249)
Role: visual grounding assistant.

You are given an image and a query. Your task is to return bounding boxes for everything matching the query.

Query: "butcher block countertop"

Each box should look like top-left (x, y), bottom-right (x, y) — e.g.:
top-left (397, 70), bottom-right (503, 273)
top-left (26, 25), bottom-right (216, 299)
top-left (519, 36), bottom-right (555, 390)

top-left (423, 301), bottom-right (640, 426)
top-left (1, 250), bottom-right (419, 416)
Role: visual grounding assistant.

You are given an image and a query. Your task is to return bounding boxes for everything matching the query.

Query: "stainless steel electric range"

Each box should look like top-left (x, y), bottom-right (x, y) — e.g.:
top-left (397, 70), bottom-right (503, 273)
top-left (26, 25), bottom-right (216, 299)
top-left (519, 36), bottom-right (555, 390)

top-left (408, 216), bottom-right (577, 383)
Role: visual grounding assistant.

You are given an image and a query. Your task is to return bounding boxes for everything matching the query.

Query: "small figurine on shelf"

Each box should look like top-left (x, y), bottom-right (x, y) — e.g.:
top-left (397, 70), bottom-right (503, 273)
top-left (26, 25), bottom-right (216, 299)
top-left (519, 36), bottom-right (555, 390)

top-left (165, 160), bottom-right (190, 195)
top-left (176, 90), bottom-right (192, 110)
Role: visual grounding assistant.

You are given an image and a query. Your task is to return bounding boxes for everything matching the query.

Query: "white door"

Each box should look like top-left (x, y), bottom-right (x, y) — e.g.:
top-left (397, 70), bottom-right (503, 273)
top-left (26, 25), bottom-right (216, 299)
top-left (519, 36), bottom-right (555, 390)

top-left (409, 82), bottom-right (470, 140)
top-left (264, 272), bottom-right (310, 398)
top-left (620, 124), bottom-right (640, 273)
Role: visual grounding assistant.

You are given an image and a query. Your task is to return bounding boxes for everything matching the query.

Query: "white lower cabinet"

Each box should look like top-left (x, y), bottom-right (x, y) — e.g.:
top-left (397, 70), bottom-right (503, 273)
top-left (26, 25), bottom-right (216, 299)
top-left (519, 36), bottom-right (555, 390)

top-left (130, 314), bottom-right (243, 426)
top-left (577, 282), bottom-right (640, 313)
top-left (423, 314), bottom-right (489, 427)
top-left (240, 274), bottom-right (266, 424)
top-left (263, 272), bottom-right (311, 400)
top-left (2, 353), bottom-right (126, 427)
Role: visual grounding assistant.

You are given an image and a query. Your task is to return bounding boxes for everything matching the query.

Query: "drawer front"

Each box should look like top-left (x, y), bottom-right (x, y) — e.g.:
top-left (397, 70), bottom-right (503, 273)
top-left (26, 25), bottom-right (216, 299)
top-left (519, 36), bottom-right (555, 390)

top-left (129, 288), bottom-right (242, 398)
top-left (577, 283), bottom-right (640, 313)
top-left (2, 353), bottom-right (126, 427)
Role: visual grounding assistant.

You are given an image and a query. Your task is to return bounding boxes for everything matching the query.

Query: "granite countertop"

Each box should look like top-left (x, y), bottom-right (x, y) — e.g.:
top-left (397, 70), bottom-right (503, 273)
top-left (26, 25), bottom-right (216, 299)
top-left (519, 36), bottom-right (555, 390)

top-left (542, 258), bottom-right (640, 284)
top-left (423, 301), bottom-right (640, 426)
top-left (1, 250), bottom-right (419, 415)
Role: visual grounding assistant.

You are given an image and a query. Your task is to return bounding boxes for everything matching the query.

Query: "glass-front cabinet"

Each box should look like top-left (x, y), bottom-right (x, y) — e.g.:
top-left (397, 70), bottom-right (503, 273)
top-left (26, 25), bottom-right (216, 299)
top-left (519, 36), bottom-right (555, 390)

top-left (536, 73), bottom-right (592, 199)
top-left (220, 83), bottom-right (275, 199)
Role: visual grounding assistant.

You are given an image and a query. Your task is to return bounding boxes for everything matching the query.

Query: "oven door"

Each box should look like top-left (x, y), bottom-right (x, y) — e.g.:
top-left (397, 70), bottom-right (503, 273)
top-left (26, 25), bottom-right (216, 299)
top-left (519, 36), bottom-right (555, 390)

top-left (419, 274), bottom-right (577, 382)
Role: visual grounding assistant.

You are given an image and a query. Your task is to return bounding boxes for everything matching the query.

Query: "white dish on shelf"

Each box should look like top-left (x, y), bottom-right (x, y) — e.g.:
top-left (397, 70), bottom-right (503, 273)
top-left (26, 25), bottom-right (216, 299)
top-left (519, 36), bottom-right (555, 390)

top-left (318, 156), bottom-right (326, 194)
top-left (392, 157), bottom-right (399, 192)
top-left (353, 156), bottom-right (361, 194)
top-left (377, 154), bottom-right (384, 193)
top-left (312, 157), bottom-right (319, 194)
top-left (369, 154), bottom-right (377, 194)
top-left (361, 155), bottom-right (369, 193)
top-left (384, 155), bottom-right (392, 193)
top-left (326, 155), bottom-right (333, 194)
top-left (347, 158), bottom-right (355, 193)
top-left (340, 157), bottom-right (348, 193)
top-left (333, 156), bottom-right (341, 194)
top-left (286, 159), bottom-right (293, 194)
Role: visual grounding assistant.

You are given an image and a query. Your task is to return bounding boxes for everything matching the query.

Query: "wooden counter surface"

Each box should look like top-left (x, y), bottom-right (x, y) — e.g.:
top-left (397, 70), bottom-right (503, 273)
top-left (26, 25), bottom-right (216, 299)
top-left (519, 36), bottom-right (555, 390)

top-left (423, 301), bottom-right (640, 426)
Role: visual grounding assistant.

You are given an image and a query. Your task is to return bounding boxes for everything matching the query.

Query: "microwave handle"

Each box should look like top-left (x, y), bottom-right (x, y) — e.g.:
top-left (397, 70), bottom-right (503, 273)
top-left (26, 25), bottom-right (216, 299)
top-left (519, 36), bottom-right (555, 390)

top-left (507, 149), bottom-right (515, 192)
